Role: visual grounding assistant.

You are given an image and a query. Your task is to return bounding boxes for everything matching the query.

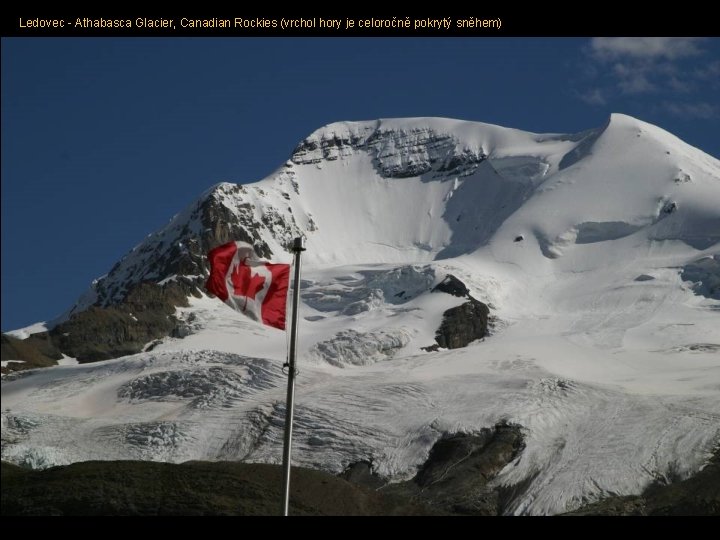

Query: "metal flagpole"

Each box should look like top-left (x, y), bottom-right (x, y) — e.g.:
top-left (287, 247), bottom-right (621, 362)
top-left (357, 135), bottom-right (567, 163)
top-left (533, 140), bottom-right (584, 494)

top-left (281, 236), bottom-right (306, 516)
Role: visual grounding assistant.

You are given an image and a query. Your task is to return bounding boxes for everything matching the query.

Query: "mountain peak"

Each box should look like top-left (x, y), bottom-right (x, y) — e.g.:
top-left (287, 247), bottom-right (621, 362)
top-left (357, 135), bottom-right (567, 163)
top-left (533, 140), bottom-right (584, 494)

top-left (608, 111), bottom-right (649, 126)
top-left (4, 114), bottom-right (719, 516)
top-left (8, 114), bottom-right (712, 346)
top-left (32, 114), bottom-right (718, 344)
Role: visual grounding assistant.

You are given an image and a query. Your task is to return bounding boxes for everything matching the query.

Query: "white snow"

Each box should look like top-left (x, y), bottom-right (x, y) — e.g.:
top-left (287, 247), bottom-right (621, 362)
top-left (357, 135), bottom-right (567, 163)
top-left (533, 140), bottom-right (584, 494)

top-left (57, 354), bottom-right (79, 366)
top-left (2, 114), bottom-right (719, 515)
top-left (5, 322), bottom-right (49, 340)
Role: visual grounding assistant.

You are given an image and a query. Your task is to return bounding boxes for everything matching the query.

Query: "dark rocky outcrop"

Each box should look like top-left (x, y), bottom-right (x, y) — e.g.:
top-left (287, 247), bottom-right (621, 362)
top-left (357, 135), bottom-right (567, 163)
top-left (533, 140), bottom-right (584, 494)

top-left (380, 422), bottom-right (525, 515)
top-left (432, 274), bottom-right (470, 297)
top-left (292, 124), bottom-right (486, 180)
top-left (0, 333), bottom-right (62, 374)
top-left (198, 188), bottom-right (273, 259)
top-left (663, 201), bottom-right (678, 214)
top-left (90, 185), bottom-right (281, 311)
top-left (49, 281), bottom-right (197, 363)
top-left (435, 299), bottom-right (489, 349)
top-left (681, 254), bottom-right (720, 300)
top-left (341, 425), bottom-right (719, 516)
top-left (428, 274), bottom-right (490, 350)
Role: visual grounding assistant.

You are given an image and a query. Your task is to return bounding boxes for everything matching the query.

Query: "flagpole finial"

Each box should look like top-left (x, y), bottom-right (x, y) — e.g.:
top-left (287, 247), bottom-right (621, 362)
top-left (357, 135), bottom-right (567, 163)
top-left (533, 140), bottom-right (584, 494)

top-left (292, 237), bottom-right (306, 252)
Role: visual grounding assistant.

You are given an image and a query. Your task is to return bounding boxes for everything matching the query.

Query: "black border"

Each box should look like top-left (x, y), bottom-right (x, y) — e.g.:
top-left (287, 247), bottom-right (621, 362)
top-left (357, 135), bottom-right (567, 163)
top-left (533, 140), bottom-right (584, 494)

top-left (2, 12), bottom-right (718, 37)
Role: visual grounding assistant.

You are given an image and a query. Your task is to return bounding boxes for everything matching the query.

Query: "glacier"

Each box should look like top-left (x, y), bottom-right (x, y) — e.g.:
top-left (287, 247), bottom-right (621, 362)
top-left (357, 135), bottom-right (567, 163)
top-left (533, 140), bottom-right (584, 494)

top-left (2, 113), bottom-right (719, 515)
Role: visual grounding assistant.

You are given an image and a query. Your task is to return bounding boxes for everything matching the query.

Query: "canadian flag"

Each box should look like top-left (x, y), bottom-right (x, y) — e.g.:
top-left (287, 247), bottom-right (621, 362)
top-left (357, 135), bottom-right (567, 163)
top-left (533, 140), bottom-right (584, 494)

top-left (205, 241), bottom-right (291, 330)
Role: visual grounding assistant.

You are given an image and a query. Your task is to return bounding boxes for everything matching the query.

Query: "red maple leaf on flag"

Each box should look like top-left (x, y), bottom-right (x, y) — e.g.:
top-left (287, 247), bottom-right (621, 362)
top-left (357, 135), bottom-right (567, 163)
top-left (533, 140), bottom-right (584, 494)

top-left (231, 261), bottom-right (266, 300)
top-left (206, 241), bottom-right (289, 328)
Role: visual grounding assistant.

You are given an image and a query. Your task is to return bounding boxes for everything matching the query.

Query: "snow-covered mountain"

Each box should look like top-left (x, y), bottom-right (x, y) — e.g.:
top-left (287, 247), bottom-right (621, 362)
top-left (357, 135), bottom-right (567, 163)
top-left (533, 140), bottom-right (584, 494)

top-left (3, 114), bottom-right (719, 515)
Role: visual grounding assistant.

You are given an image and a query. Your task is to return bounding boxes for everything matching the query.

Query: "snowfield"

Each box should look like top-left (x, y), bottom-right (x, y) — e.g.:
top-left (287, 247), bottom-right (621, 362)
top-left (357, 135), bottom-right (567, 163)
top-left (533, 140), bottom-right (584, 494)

top-left (2, 114), bottom-right (719, 515)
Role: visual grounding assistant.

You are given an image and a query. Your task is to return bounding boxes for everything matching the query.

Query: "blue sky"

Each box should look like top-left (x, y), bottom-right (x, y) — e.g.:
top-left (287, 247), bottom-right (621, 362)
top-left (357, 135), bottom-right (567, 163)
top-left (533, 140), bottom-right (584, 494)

top-left (2, 37), bottom-right (718, 331)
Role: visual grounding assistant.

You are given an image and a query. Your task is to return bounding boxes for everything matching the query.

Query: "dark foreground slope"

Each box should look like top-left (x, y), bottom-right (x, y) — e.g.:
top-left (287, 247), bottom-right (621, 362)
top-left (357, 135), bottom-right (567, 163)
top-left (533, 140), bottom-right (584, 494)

top-left (3, 444), bottom-right (718, 516)
top-left (0, 460), bottom-right (437, 516)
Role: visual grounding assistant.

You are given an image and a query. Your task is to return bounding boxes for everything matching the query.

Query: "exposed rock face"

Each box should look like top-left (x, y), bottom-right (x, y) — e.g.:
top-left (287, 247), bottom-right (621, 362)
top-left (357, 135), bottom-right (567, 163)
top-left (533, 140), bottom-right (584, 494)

top-left (435, 300), bottom-right (489, 349)
top-left (378, 423), bottom-right (525, 515)
top-left (84, 183), bottom-right (294, 311)
top-left (0, 334), bottom-right (62, 373)
top-left (292, 124), bottom-right (487, 180)
top-left (432, 274), bottom-right (469, 297)
top-left (35, 179), bottom-right (311, 364)
top-left (429, 274), bottom-right (490, 349)
top-left (681, 254), bottom-right (720, 300)
top-left (17, 178), bottom-right (311, 364)
top-left (50, 281), bottom-right (195, 363)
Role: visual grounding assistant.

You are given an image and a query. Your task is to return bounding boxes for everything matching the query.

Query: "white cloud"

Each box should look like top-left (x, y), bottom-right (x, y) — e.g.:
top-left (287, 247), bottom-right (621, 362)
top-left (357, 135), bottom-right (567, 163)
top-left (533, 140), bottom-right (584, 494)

top-left (667, 76), bottom-right (693, 93)
top-left (592, 41), bottom-right (706, 95)
top-left (613, 63), bottom-right (656, 94)
top-left (579, 88), bottom-right (607, 106)
top-left (591, 38), bottom-right (704, 61)
top-left (695, 60), bottom-right (720, 82)
top-left (575, 37), bottom-right (720, 110)
top-left (664, 101), bottom-right (719, 119)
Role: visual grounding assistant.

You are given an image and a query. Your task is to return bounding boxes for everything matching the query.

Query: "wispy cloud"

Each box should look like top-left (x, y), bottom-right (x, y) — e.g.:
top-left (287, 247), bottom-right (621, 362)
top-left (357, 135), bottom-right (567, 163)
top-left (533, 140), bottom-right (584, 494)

top-left (663, 101), bottom-right (719, 119)
top-left (589, 38), bottom-right (707, 96)
top-left (590, 38), bottom-right (704, 61)
top-left (578, 88), bottom-right (607, 106)
top-left (612, 63), bottom-right (655, 94)
top-left (667, 76), bottom-right (693, 93)
top-left (575, 37), bottom-right (719, 120)
top-left (695, 60), bottom-right (720, 83)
